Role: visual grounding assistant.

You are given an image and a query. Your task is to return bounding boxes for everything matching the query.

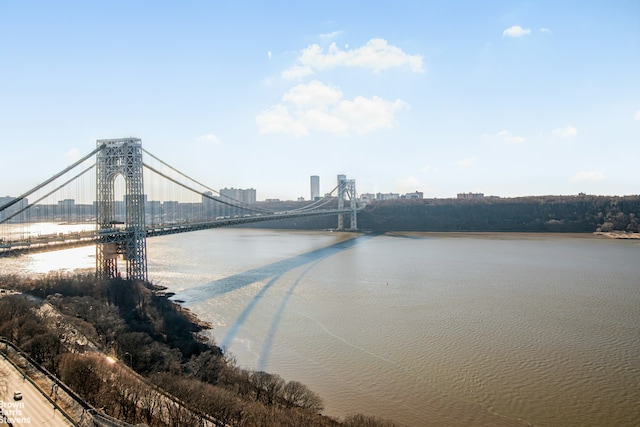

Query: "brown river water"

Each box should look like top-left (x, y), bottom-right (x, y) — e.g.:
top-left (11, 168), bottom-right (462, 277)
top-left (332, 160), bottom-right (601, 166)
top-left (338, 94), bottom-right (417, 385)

top-left (4, 228), bottom-right (639, 426)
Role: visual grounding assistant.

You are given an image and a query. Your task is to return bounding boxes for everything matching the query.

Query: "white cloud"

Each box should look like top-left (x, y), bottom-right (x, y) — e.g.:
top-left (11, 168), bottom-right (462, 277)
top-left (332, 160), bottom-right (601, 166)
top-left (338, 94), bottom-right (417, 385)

top-left (281, 65), bottom-right (314, 80)
top-left (302, 107), bottom-right (350, 134)
top-left (319, 30), bottom-right (342, 39)
top-left (456, 157), bottom-right (476, 167)
top-left (336, 96), bottom-right (407, 134)
top-left (482, 130), bottom-right (524, 143)
top-left (421, 165), bottom-right (433, 173)
top-left (267, 51), bottom-right (272, 60)
top-left (283, 80), bottom-right (343, 109)
top-left (282, 38), bottom-right (424, 78)
top-left (256, 104), bottom-right (309, 137)
top-left (552, 124), bottom-right (577, 138)
top-left (396, 176), bottom-right (421, 193)
top-left (570, 170), bottom-right (605, 183)
top-left (256, 80), bottom-right (407, 136)
top-left (496, 130), bottom-right (525, 143)
top-left (634, 110), bottom-right (640, 121)
top-left (540, 27), bottom-right (552, 33)
top-left (64, 148), bottom-right (80, 163)
top-left (197, 134), bottom-right (220, 144)
top-left (503, 25), bottom-right (531, 38)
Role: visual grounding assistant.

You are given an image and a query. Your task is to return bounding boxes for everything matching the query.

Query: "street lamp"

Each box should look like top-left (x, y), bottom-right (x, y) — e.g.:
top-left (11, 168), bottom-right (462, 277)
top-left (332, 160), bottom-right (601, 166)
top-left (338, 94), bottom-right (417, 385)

top-left (124, 352), bottom-right (132, 368)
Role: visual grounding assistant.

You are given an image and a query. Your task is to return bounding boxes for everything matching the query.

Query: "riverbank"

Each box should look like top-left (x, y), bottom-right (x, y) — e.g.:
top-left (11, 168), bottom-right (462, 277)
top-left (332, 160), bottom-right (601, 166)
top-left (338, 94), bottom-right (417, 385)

top-left (594, 231), bottom-right (640, 239)
top-left (0, 273), bottom-right (398, 427)
top-left (159, 229), bottom-right (640, 426)
top-left (2, 229), bottom-right (639, 426)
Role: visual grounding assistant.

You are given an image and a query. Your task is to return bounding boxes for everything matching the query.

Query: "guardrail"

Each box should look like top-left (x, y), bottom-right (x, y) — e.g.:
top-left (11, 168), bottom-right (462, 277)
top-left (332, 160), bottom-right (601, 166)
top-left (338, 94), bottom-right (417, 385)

top-left (0, 208), bottom-right (360, 256)
top-left (0, 337), bottom-right (136, 427)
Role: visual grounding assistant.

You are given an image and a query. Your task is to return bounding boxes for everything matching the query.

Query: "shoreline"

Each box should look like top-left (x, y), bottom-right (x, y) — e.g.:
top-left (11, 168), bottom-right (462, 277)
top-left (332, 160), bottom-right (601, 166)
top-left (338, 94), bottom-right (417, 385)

top-left (593, 231), bottom-right (640, 239)
top-left (383, 230), bottom-right (640, 240)
top-left (2, 228), bottom-right (638, 426)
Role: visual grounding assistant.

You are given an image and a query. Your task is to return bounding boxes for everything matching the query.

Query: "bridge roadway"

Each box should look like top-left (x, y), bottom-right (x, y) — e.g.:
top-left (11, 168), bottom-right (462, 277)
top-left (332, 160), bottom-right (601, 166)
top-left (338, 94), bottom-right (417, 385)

top-left (0, 355), bottom-right (74, 426)
top-left (0, 208), bottom-right (357, 257)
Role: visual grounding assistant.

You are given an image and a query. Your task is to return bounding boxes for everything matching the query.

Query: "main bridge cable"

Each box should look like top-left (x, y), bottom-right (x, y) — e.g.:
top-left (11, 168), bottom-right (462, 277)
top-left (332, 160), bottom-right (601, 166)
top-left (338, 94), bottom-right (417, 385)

top-left (142, 148), bottom-right (273, 214)
top-left (295, 196), bottom-right (336, 211)
top-left (292, 183), bottom-right (362, 213)
top-left (0, 164), bottom-right (96, 226)
top-left (286, 184), bottom-right (341, 212)
top-left (0, 143), bottom-right (106, 213)
top-left (142, 148), bottom-right (356, 214)
top-left (143, 162), bottom-right (255, 211)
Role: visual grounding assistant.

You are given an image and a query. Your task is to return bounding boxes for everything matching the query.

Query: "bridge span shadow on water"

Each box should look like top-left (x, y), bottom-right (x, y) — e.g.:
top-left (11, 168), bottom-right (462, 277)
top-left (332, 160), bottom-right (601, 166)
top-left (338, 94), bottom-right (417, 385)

top-left (171, 232), bottom-right (378, 368)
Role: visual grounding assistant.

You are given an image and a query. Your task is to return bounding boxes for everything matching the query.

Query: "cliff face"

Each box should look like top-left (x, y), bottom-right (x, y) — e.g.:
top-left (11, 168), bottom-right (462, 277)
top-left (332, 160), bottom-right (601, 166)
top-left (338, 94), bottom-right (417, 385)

top-left (357, 195), bottom-right (640, 233)
top-left (250, 195), bottom-right (640, 233)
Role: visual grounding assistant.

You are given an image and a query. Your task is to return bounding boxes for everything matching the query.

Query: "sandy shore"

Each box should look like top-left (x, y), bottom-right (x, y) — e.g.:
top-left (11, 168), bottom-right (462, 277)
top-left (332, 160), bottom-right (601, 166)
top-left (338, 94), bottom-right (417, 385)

top-left (593, 231), bottom-right (640, 239)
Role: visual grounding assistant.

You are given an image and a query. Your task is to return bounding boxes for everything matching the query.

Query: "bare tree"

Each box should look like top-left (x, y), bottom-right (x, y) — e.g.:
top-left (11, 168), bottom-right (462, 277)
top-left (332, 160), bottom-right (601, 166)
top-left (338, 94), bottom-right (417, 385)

top-left (343, 414), bottom-right (399, 427)
top-left (219, 364), bottom-right (252, 398)
top-left (188, 350), bottom-right (224, 385)
top-left (283, 380), bottom-right (324, 412)
top-left (0, 367), bottom-right (8, 400)
top-left (136, 383), bottom-right (163, 426)
top-left (110, 372), bottom-right (141, 424)
top-left (250, 371), bottom-right (285, 405)
top-left (199, 384), bottom-right (244, 427)
top-left (163, 398), bottom-right (206, 427)
top-left (57, 353), bottom-right (104, 406)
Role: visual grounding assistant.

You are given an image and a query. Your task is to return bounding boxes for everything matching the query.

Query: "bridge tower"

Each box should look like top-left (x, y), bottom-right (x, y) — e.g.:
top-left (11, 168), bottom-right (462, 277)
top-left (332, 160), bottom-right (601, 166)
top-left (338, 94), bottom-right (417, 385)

top-left (337, 174), bottom-right (358, 231)
top-left (96, 138), bottom-right (148, 281)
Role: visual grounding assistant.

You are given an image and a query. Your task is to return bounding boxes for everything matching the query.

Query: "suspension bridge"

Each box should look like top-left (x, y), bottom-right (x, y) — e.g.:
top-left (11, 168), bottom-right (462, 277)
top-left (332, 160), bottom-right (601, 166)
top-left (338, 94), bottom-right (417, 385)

top-left (0, 138), bottom-right (359, 281)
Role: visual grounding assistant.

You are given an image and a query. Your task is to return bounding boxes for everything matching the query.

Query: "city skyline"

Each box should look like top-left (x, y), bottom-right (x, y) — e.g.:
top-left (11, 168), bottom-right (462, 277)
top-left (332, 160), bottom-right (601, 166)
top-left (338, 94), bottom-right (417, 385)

top-left (1, 1), bottom-right (639, 200)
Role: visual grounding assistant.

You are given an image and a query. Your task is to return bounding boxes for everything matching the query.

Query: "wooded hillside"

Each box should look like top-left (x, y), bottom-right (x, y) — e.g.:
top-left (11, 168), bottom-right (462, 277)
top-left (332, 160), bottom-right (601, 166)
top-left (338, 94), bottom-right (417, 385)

top-left (252, 195), bottom-right (640, 233)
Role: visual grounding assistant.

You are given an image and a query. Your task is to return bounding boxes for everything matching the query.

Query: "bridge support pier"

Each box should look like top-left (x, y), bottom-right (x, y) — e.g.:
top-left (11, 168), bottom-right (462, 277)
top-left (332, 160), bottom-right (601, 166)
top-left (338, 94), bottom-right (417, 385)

top-left (337, 175), bottom-right (357, 231)
top-left (96, 138), bottom-right (148, 281)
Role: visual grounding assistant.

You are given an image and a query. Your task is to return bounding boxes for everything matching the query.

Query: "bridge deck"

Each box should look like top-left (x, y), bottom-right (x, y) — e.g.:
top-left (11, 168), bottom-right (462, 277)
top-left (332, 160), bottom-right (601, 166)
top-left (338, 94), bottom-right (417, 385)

top-left (0, 209), bottom-right (358, 257)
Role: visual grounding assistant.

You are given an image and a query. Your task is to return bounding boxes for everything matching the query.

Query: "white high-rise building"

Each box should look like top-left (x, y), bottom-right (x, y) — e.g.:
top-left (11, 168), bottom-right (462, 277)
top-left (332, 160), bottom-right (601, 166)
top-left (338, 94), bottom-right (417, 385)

top-left (220, 188), bottom-right (256, 204)
top-left (310, 175), bottom-right (320, 201)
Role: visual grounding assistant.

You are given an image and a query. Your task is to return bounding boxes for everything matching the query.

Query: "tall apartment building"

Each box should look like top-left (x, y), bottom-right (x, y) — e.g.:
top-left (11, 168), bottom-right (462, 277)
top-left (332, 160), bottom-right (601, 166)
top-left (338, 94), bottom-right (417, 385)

top-left (219, 188), bottom-right (256, 204)
top-left (0, 196), bottom-right (28, 222)
top-left (457, 192), bottom-right (484, 199)
top-left (217, 188), bottom-right (257, 217)
top-left (310, 175), bottom-right (320, 201)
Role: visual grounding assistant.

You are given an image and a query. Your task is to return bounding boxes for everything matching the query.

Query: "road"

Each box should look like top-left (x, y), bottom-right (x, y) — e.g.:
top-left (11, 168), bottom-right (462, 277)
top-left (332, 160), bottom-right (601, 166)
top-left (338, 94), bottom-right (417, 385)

top-left (0, 355), bottom-right (74, 426)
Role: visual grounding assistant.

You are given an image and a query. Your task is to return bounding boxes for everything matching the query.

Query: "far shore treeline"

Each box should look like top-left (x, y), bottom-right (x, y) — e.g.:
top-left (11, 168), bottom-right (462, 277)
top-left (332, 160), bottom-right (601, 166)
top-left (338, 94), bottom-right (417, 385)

top-left (251, 194), bottom-right (640, 233)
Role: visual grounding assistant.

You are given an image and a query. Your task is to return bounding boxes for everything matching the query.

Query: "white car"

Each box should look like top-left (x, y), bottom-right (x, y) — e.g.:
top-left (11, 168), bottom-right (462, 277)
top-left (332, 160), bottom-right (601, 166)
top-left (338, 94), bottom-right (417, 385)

top-left (13, 391), bottom-right (22, 400)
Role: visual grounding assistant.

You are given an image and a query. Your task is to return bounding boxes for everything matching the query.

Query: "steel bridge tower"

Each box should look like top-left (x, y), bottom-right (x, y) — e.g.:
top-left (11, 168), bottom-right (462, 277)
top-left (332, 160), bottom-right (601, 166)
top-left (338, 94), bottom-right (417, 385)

top-left (337, 174), bottom-right (358, 231)
top-left (96, 138), bottom-right (148, 281)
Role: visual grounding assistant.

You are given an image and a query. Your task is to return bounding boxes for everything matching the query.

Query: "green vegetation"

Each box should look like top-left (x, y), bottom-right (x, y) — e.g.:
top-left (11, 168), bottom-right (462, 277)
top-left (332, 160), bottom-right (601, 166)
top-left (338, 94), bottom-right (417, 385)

top-left (0, 274), bottom-right (398, 426)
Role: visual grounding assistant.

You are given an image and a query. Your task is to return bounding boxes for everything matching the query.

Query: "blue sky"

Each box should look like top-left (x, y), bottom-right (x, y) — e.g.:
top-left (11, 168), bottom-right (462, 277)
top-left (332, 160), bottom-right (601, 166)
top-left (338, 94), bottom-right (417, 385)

top-left (1, 1), bottom-right (639, 200)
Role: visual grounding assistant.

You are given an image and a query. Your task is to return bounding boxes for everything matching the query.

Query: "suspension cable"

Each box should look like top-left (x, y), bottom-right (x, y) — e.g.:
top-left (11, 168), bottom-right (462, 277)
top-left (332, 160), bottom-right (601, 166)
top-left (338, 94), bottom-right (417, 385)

top-left (143, 162), bottom-right (252, 211)
top-left (142, 148), bottom-right (273, 213)
top-left (142, 148), bottom-right (220, 196)
top-left (286, 184), bottom-right (340, 212)
top-left (0, 164), bottom-right (96, 226)
top-left (0, 144), bottom-right (105, 213)
top-left (143, 147), bottom-right (350, 214)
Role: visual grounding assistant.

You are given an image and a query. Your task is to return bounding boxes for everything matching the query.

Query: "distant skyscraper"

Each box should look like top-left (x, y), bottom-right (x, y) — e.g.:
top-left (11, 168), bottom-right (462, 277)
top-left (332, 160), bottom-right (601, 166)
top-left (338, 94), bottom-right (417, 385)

top-left (310, 175), bottom-right (320, 200)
